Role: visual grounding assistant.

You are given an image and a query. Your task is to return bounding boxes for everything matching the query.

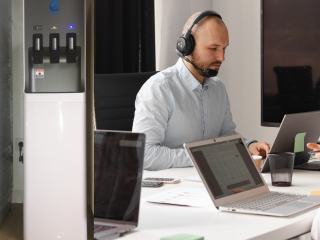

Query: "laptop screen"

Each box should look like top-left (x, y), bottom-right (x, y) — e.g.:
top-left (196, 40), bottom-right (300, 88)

top-left (94, 131), bottom-right (145, 223)
top-left (190, 138), bottom-right (264, 199)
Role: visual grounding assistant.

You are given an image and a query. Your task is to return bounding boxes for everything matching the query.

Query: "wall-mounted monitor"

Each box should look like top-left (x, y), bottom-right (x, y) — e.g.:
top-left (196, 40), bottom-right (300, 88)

top-left (262, 0), bottom-right (320, 127)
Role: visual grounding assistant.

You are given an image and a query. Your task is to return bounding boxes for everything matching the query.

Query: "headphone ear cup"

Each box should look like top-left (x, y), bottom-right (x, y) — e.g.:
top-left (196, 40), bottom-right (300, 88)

top-left (185, 34), bottom-right (195, 56)
top-left (176, 35), bottom-right (188, 55)
top-left (176, 34), bottom-right (195, 56)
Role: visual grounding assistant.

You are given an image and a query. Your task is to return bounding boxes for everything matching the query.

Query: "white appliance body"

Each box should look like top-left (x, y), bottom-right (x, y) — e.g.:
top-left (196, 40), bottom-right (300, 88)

top-left (23, 0), bottom-right (87, 239)
top-left (24, 94), bottom-right (87, 239)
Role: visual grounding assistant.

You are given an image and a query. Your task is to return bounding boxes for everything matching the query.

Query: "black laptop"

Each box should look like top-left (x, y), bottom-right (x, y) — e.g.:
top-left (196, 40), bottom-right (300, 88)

top-left (94, 130), bottom-right (145, 240)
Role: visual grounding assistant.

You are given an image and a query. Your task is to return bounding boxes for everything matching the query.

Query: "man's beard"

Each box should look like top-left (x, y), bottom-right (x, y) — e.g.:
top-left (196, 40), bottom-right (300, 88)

top-left (190, 52), bottom-right (221, 78)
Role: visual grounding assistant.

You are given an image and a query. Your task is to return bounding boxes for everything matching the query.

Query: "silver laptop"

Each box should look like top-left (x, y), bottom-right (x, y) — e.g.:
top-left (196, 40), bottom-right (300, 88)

top-left (94, 130), bottom-right (145, 239)
top-left (261, 111), bottom-right (320, 173)
top-left (184, 133), bottom-right (320, 217)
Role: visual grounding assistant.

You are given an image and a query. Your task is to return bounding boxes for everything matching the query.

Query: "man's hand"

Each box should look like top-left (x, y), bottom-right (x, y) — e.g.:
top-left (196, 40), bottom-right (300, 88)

top-left (248, 142), bottom-right (271, 156)
top-left (307, 143), bottom-right (320, 158)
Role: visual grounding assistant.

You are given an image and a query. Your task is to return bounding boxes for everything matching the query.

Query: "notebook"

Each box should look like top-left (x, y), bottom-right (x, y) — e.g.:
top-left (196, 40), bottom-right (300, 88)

top-left (94, 130), bottom-right (145, 239)
top-left (184, 133), bottom-right (320, 217)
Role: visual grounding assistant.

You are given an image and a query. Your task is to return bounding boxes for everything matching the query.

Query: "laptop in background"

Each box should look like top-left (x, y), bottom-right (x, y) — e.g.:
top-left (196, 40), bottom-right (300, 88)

top-left (261, 111), bottom-right (320, 173)
top-left (184, 134), bottom-right (320, 217)
top-left (94, 130), bottom-right (145, 240)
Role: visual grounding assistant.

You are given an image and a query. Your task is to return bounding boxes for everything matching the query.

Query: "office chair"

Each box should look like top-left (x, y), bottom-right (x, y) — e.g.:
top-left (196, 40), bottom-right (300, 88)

top-left (94, 71), bottom-right (158, 131)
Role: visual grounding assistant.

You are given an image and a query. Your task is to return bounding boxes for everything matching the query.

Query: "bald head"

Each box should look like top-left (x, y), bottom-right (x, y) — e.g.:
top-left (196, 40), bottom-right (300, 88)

top-left (182, 11), bottom-right (225, 34)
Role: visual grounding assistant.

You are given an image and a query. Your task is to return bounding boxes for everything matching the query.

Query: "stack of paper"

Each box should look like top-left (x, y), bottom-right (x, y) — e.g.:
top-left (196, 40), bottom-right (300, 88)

top-left (145, 188), bottom-right (212, 207)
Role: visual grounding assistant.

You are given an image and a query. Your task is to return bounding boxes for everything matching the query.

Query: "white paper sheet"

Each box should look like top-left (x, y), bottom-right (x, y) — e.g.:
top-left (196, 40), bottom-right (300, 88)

top-left (144, 188), bottom-right (213, 207)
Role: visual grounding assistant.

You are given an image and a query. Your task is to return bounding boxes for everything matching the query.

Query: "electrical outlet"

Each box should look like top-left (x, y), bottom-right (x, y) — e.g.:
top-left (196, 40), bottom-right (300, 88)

top-left (15, 138), bottom-right (23, 151)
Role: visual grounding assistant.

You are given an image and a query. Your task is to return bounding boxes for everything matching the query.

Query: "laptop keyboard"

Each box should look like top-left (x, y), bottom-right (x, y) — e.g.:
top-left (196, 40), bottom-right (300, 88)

top-left (94, 224), bottom-right (117, 233)
top-left (226, 192), bottom-right (307, 212)
top-left (295, 161), bottom-right (320, 170)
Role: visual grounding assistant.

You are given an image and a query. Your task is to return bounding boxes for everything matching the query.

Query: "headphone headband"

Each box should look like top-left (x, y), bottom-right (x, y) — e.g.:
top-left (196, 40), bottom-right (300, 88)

top-left (184, 10), bottom-right (222, 39)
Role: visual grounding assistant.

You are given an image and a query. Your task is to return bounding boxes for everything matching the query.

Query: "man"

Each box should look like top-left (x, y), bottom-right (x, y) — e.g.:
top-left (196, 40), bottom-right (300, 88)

top-left (133, 11), bottom-right (270, 171)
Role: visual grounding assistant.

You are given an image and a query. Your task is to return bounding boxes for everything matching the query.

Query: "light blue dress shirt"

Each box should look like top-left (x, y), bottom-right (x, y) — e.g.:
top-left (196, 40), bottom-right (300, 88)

top-left (133, 58), bottom-right (252, 171)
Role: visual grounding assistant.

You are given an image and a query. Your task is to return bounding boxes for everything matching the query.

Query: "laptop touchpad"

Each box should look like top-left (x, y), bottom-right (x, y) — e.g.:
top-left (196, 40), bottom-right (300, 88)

top-left (265, 201), bottom-right (315, 215)
top-left (283, 201), bottom-right (315, 208)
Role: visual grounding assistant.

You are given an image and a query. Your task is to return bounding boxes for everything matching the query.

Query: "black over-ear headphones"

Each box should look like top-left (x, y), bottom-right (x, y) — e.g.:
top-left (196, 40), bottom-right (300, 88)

top-left (176, 10), bottom-right (222, 57)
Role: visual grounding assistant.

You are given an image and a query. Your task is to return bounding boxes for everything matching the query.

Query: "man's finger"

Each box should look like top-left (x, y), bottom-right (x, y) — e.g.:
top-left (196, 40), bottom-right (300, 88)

top-left (307, 143), bottom-right (320, 150)
top-left (251, 149), bottom-right (260, 155)
top-left (259, 142), bottom-right (270, 153)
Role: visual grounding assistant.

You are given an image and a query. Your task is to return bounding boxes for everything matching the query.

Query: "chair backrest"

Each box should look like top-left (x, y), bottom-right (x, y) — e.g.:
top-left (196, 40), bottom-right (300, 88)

top-left (94, 71), bottom-right (158, 131)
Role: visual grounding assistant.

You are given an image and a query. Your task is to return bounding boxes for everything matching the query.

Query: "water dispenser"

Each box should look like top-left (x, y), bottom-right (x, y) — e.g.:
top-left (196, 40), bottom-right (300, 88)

top-left (23, 0), bottom-right (87, 239)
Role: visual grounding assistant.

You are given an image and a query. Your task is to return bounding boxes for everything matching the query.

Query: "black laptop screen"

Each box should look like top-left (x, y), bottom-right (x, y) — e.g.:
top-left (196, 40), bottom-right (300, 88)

top-left (94, 131), bottom-right (145, 223)
top-left (190, 138), bottom-right (264, 200)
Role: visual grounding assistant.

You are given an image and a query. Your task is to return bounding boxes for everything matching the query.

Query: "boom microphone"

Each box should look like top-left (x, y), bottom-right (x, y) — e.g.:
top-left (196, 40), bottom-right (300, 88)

top-left (175, 49), bottom-right (217, 77)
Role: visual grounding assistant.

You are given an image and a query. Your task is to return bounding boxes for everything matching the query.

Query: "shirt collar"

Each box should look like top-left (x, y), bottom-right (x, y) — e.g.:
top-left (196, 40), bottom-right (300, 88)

top-left (175, 58), bottom-right (211, 91)
top-left (203, 78), bottom-right (211, 89)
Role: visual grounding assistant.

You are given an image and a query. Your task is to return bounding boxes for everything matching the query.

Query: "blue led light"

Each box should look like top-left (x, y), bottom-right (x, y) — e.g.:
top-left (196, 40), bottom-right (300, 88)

top-left (69, 25), bottom-right (74, 29)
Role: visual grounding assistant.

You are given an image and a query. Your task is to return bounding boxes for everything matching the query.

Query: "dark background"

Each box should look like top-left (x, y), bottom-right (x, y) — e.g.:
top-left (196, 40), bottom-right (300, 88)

top-left (94, 0), bottom-right (155, 74)
top-left (262, 0), bottom-right (320, 126)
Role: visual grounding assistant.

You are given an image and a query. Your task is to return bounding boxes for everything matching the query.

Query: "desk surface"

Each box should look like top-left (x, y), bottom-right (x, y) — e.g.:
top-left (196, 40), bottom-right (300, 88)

top-left (121, 168), bottom-right (320, 240)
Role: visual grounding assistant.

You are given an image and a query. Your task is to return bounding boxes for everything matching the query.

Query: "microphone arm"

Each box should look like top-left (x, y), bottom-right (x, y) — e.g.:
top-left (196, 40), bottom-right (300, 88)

top-left (175, 50), bottom-right (217, 77)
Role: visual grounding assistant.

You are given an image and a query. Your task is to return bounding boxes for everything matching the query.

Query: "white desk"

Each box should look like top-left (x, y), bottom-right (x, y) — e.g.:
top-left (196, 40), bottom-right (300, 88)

top-left (121, 168), bottom-right (320, 240)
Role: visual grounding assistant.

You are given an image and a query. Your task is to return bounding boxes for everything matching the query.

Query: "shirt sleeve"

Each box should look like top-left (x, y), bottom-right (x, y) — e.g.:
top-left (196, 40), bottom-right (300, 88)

top-left (132, 78), bottom-right (193, 171)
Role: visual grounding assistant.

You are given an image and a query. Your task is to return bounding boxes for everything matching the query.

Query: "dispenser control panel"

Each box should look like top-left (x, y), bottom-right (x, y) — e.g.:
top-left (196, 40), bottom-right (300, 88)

top-left (24, 0), bottom-right (85, 93)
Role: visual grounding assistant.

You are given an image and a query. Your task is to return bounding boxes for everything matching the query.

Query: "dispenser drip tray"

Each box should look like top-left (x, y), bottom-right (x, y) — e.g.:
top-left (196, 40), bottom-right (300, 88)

top-left (27, 46), bottom-right (82, 93)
